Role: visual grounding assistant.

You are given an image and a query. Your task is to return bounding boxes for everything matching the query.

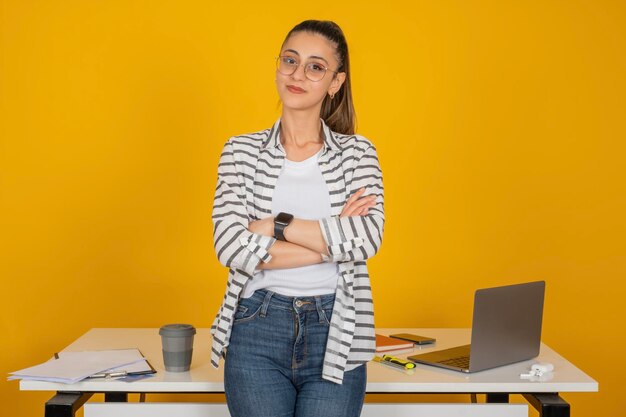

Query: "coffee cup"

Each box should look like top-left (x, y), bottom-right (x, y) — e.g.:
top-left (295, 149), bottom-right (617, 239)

top-left (159, 324), bottom-right (196, 372)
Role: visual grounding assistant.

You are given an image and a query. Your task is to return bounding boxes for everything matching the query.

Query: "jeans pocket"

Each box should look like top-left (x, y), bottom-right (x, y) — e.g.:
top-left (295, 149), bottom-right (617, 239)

top-left (233, 300), bottom-right (263, 324)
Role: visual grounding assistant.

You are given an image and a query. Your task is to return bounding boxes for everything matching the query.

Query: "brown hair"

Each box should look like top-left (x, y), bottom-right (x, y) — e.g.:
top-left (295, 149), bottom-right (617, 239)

top-left (282, 20), bottom-right (356, 135)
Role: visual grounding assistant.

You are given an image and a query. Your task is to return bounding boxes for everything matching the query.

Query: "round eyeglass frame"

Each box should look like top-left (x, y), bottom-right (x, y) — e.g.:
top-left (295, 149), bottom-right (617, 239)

top-left (275, 56), bottom-right (339, 82)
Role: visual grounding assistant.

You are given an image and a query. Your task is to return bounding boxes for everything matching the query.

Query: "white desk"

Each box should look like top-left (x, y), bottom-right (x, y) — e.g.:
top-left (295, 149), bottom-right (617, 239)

top-left (20, 328), bottom-right (598, 417)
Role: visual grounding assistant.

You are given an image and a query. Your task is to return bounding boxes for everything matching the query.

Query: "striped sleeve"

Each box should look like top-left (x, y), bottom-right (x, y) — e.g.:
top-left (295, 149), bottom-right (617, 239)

top-left (319, 145), bottom-right (384, 262)
top-left (212, 139), bottom-right (276, 275)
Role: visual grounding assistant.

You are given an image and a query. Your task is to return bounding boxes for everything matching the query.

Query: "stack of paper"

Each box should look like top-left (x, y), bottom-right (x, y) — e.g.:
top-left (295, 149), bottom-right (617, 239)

top-left (8, 349), bottom-right (149, 384)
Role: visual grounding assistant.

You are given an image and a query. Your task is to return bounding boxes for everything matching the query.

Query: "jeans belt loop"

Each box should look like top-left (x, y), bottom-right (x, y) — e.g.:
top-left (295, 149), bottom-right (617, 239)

top-left (260, 290), bottom-right (273, 318)
top-left (314, 296), bottom-right (325, 323)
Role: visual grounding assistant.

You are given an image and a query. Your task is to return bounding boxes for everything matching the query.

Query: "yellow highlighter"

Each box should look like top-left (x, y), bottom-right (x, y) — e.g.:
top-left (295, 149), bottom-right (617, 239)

top-left (382, 354), bottom-right (416, 369)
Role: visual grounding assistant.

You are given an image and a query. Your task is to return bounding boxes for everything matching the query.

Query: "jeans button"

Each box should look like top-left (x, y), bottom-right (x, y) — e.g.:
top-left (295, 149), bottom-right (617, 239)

top-left (295, 300), bottom-right (303, 307)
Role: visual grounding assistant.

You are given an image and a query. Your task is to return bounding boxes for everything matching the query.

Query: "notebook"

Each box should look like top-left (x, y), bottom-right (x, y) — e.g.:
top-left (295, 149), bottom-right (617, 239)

top-left (408, 281), bottom-right (545, 373)
top-left (375, 334), bottom-right (414, 353)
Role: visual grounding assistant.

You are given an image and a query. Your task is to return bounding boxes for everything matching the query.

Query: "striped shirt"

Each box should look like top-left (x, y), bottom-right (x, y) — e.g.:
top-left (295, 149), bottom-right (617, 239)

top-left (210, 117), bottom-right (385, 384)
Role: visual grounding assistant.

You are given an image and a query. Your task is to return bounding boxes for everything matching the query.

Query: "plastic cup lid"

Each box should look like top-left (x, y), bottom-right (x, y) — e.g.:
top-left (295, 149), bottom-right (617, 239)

top-left (159, 323), bottom-right (196, 337)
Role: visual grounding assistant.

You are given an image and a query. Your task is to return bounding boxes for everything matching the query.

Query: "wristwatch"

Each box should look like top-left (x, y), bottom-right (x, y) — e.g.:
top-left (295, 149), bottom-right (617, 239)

top-left (274, 212), bottom-right (294, 241)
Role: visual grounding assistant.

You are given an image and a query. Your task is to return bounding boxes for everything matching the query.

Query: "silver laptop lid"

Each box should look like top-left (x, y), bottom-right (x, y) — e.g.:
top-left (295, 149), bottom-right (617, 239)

top-left (469, 281), bottom-right (545, 372)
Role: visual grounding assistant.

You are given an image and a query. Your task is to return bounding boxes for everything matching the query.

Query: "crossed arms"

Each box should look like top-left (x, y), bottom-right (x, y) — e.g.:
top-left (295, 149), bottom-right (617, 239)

top-left (212, 139), bottom-right (384, 275)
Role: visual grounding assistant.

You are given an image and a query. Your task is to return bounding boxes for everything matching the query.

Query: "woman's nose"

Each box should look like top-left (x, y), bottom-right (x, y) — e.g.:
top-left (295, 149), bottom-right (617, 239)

top-left (291, 63), bottom-right (307, 80)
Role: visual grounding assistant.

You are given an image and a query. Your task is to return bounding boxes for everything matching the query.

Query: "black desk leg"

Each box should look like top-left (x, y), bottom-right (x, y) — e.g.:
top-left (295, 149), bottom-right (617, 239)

top-left (523, 393), bottom-right (570, 417)
top-left (45, 392), bottom-right (93, 417)
top-left (104, 392), bottom-right (128, 402)
top-left (486, 393), bottom-right (509, 403)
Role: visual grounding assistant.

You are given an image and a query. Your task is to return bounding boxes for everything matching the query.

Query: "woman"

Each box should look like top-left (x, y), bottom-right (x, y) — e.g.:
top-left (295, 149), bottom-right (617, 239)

top-left (210, 20), bottom-right (385, 417)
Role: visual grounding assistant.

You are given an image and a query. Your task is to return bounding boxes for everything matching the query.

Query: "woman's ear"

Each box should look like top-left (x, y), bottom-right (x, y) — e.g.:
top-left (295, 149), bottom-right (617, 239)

top-left (328, 72), bottom-right (347, 96)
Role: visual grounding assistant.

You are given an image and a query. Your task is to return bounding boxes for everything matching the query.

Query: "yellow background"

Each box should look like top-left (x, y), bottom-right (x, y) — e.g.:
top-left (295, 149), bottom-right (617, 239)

top-left (1, 0), bottom-right (624, 415)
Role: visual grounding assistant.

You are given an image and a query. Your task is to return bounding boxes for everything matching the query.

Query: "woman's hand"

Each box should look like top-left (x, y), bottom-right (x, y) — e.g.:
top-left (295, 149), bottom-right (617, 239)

top-left (340, 187), bottom-right (377, 218)
top-left (248, 217), bottom-right (274, 237)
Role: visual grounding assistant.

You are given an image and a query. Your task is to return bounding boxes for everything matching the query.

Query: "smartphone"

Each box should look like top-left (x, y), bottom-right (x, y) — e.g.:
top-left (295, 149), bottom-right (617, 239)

top-left (389, 333), bottom-right (436, 345)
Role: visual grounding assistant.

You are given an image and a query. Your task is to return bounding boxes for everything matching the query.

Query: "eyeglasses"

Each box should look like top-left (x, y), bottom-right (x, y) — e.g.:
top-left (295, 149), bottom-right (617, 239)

top-left (276, 55), bottom-right (338, 82)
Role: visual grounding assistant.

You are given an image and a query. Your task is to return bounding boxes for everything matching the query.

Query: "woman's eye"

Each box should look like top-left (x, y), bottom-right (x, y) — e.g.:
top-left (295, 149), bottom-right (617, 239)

top-left (282, 57), bottom-right (297, 65)
top-left (308, 63), bottom-right (325, 73)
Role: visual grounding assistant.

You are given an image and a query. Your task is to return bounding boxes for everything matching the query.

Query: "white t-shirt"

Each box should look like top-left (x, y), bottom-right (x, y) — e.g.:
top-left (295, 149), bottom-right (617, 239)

top-left (242, 149), bottom-right (339, 298)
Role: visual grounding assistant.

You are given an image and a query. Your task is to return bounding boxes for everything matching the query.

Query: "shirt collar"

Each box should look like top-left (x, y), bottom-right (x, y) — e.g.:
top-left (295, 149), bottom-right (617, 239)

top-left (263, 117), bottom-right (342, 152)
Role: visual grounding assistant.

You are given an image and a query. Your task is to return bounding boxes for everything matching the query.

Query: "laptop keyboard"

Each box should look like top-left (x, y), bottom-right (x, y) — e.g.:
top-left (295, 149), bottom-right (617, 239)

top-left (439, 356), bottom-right (470, 369)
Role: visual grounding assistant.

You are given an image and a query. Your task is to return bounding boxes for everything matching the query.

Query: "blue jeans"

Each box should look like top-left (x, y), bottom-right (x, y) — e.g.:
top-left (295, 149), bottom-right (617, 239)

top-left (224, 289), bottom-right (367, 417)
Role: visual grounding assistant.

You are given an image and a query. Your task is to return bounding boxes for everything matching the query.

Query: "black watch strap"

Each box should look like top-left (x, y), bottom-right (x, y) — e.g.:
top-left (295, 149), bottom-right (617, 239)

top-left (274, 212), bottom-right (294, 241)
top-left (274, 222), bottom-right (288, 242)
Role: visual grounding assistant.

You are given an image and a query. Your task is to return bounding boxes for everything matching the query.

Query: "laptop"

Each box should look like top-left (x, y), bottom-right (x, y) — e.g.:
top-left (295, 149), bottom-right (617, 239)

top-left (408, 281), bottom-right (545, 373)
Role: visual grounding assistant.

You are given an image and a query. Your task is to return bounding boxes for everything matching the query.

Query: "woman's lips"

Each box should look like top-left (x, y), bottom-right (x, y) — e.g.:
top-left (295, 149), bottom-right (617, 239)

top-left (287, 85), bottom-right (305, 94)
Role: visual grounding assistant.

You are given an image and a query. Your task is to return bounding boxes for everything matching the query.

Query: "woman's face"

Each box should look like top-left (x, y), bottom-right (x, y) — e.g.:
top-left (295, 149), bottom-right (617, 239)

top-left (276, 31), bottom-right (346, 112)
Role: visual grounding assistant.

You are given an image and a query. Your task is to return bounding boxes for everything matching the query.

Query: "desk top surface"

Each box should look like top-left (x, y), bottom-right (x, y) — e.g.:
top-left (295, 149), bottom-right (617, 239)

top-left (19, 328), bottom-right (598, 393)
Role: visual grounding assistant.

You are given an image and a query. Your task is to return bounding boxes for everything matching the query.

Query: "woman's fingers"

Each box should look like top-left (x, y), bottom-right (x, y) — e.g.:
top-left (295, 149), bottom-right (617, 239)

top-left (340, 191), bottom-right (359, 217)
top-left (345, 187), bottom-right (365, 205)
top-left (350, 195), bottom-right (376, 211)
top-left (341, 197), bottom-right (366, 217)
top-left (340, 192), bottom-right (377, 217)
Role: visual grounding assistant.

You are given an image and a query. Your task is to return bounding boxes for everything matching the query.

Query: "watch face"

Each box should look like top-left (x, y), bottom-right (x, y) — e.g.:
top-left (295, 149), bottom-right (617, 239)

top-left (275, 212), bottom-right (294, 225)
